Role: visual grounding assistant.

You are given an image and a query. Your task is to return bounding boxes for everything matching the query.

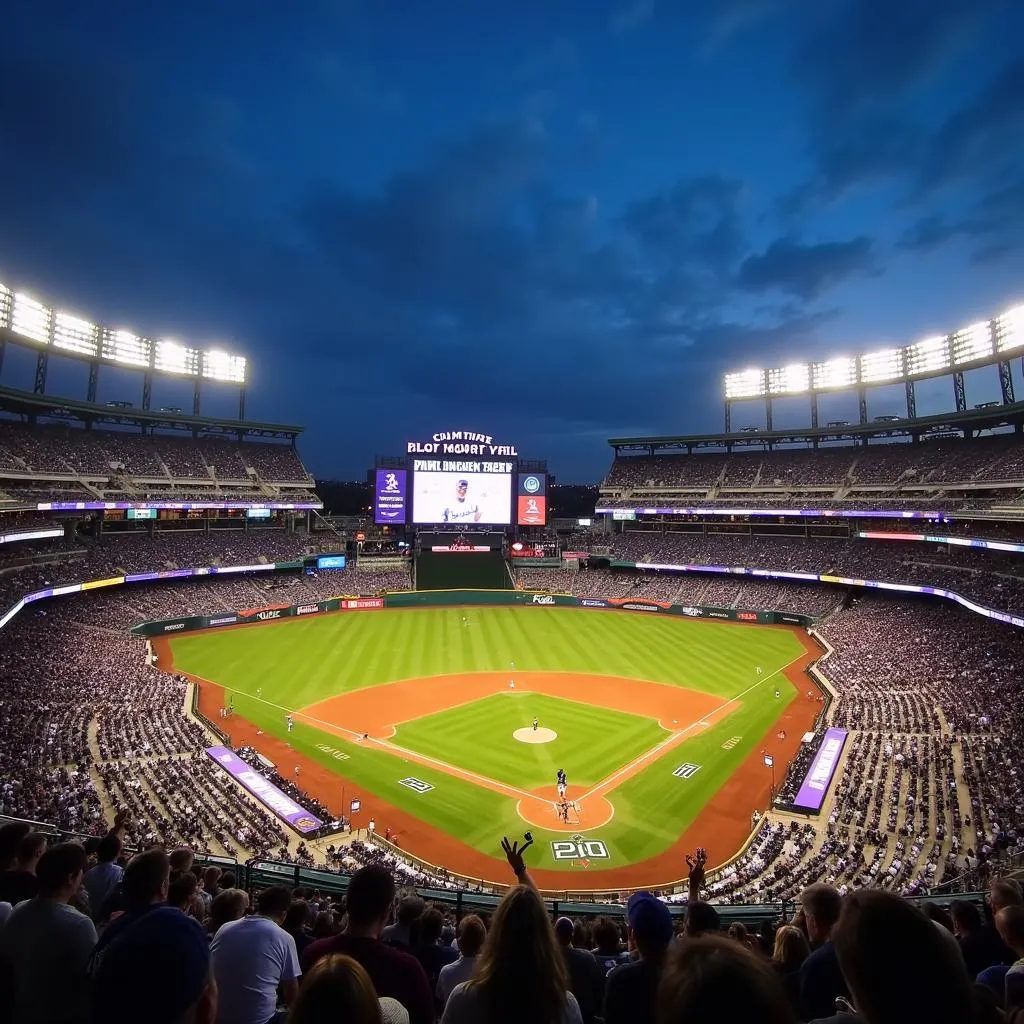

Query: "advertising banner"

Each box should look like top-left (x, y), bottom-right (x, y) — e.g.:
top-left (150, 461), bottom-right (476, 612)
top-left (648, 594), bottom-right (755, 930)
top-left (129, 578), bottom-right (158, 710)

top-left (37, 500), bottom-right (322, 511)
top-left (205, 747), bottom-right (323, 833)
top-left (736, 611), bottom-right (758, 622)
top-left (595, 506), bottom-right (943, 519)
top-left (341, 597), bottom-right (384, 610)
top-left (517, 473), bottom-right (547, 526)
top-left (374, 469), bottom-right (408, 525)
top-left (793, 728), bottom-right (849, 812)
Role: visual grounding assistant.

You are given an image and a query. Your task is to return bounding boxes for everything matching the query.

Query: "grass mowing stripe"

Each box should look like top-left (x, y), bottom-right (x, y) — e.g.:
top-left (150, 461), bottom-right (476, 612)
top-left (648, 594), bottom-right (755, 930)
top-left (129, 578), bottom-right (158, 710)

top-left (169, 607), bottom-right (807, 869)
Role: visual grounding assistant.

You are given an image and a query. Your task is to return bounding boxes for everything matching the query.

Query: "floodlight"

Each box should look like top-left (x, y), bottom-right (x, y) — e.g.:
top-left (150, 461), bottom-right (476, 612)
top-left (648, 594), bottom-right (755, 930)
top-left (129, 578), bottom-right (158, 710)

top-left (858, 348), bottom-right (902, 384)
top-left (995, 305), bottom-right (1024, 354)
top-left (102, 328), bottom-right (151, 367)
top-left (811, 356), bottom-right (857, 390)
top-left (951, 322), bottom-right (992, 365)
top-left (0, 283), bottom-right (11, 331)
top-left (724, 367), bottom-right (765, 399)
top-left (155, 339), bottom-right (200, 376)
top-left (203, 349), bottom-right (247, 384)
top-left (12, 292), bottom-right (51, 344)
top-left (767, 362), bottom-right (810, 394)
top-left (906, 335), bottom-right (951, 376)
top-left (53, 311), bottom-right (99, 358)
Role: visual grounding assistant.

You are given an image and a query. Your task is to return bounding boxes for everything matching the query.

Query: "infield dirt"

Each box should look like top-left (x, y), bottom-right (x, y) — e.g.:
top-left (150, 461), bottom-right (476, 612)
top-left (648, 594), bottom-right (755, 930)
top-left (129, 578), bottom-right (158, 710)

top-left (154, 623), bottom-right (822, 891)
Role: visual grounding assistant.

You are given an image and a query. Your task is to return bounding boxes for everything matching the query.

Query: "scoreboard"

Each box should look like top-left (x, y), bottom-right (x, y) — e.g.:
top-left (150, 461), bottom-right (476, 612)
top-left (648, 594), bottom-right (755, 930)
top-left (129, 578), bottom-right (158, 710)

top-left (373, 429), bottom-right (548, 528)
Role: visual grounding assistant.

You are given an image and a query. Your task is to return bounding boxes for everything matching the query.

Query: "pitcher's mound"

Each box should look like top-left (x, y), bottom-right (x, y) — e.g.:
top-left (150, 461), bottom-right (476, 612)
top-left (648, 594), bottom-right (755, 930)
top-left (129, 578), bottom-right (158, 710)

top-left (514, 727), bottom-right (557, 744)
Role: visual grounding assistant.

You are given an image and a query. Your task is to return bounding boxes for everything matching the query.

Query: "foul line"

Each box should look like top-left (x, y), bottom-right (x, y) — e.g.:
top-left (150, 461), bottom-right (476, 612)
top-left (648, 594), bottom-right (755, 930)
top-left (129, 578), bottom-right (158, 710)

top-left (577, 653), bottom-right (809, 802)
top-left (224, 651), bottom-right (807, 811)
top-left (229, 689), bottom-right (540, 803)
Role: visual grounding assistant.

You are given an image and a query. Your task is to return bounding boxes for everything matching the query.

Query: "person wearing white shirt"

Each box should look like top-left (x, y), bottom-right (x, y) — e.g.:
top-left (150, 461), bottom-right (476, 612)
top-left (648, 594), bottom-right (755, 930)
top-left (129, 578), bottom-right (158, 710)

top-left (437, 915), bottom-right (485, 1008)
top-left (210, 885), bottom-right (301, 1024)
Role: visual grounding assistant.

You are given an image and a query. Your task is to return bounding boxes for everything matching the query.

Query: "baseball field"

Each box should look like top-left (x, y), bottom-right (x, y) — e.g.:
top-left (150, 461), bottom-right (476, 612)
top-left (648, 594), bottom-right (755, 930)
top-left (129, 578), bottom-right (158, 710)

top-left (160, 604), bottom-right (821, 890)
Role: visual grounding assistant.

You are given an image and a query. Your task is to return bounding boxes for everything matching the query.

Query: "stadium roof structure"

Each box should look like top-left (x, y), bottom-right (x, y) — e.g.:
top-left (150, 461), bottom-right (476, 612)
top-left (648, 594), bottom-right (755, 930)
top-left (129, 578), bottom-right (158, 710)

top-left (0, 385), bottom-right (304, 440)
top-left (607, 402), bottom-right (1024, 454)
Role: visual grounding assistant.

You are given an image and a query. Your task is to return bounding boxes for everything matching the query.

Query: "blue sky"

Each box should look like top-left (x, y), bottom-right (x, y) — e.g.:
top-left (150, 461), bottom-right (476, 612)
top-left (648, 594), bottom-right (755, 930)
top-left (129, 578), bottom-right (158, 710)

top-left (1, 0), bottom-right (1022, 481)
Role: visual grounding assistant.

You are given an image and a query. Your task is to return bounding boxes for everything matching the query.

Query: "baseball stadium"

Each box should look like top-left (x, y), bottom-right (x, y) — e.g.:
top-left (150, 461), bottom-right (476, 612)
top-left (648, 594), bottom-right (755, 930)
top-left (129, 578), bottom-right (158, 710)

top-left (1, 276), bottom-right (1024, 915)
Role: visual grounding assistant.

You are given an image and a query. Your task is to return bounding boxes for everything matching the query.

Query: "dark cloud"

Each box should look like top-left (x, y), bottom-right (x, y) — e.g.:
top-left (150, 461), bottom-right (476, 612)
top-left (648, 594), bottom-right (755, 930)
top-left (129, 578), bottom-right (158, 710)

top-left (912, 59), bottom-right (1024, 197)
top-left (795, 0), bottom-right (994, 113)
top-left (738, 237), bottom-right (876, 300)
top-left (781, 1), bottom-right (1023, 218)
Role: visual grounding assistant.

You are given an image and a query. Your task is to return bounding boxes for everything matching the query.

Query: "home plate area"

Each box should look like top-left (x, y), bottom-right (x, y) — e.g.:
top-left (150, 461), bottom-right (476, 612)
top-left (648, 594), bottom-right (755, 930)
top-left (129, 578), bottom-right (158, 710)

top-left (513, 726), bottom-right (557, 744)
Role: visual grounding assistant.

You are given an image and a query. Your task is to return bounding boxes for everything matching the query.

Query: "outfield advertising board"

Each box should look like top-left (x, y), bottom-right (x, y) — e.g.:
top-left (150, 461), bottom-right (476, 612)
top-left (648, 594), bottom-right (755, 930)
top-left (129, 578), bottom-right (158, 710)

top-left (205, 746), bottom-right (324, 833)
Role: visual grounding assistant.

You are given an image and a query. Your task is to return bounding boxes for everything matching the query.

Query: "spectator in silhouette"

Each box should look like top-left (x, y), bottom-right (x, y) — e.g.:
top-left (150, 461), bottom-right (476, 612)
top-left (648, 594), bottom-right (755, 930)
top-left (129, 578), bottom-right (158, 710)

top-left (997, 906), bottom-right (1024, 1012)
top-left (951, 899), bottom-right (1011, 979)
top-left (441, 885), bottom-right (581, 1024)
top-left (289, 953), bottom-right (407, 1024)
top-left (0, 822), bottom-right (32, 872)
top-left (302, 865), bottom-right (434, 1024)
top-left (831, 889), bottom-right (974, 1024)
top-left (0, 831), bottom-right (46, 906)
top-left (208, 888), bottom-right (250, 939)
top-left (604, 892), bottom-right (674, 1024)
top-left (797, 883), bottom-right (847, 1021)
top-left (168, 871), bottom-right (200, 916)
top-left (437, 915), bottom-right (485, 1008)
top-left (82, 833), bottom-right (123, 921)
top-left (0, 842), bottom-right (97, 1024)
top-left (412, 906), bottom-right (458, 998)
top-left (659, 935), bottom-right (795, 1024)
top-left (554, 917), bottom-right (604, 1024)
top-left (771, 923), bottom-right (809, 1014)
top-left (590, 917), bottom-right (630, 974)
top-left (383, 895), bottom-right (425, 948)
top-left (92, 848), bottom-right (170, 948)
top-left (284, 899), bottom-right (315, 958)
top-left (211, 883), bottom-right (301, 1024)
top-left (92, 905), bottom-right (217, 1024)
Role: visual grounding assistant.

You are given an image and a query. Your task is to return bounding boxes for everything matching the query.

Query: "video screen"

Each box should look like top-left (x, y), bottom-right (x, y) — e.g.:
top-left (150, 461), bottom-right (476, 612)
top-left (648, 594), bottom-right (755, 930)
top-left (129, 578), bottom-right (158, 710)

top-left (374, 468), bottom-right (408, 525)
top-left (412, 468), bottom-right (512, 525)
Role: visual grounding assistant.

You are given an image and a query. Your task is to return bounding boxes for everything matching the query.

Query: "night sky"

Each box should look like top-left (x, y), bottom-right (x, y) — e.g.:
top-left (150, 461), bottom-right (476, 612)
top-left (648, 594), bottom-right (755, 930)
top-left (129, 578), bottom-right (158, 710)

top-left (1, 0), bottom-right (1023, 482)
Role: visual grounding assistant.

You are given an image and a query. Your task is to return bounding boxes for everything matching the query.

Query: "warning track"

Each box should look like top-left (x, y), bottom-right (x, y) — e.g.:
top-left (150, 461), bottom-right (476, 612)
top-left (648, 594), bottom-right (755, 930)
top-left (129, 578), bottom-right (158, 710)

top-left (154, 627), bottom-right (822, 891)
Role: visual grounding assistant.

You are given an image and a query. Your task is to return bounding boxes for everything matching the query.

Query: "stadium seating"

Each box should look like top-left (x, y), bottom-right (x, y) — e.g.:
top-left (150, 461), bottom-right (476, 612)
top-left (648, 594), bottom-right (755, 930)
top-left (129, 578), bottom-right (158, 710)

top-left (0, 420), bottom-right (316, 509)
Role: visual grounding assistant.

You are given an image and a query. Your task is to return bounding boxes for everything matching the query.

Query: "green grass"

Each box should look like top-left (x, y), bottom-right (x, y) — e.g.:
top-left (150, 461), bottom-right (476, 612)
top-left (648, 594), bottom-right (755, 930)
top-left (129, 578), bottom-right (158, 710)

top-left (393, 691), bottom-right (667, 790)
top-left (169, 606), bottom-right (804, 876)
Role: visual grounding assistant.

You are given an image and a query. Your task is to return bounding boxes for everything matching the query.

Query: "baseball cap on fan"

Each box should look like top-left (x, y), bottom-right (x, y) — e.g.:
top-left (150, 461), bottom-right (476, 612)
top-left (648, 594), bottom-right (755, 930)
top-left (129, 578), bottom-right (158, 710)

top-left (93, 907), bottom-right (212, 1022)
top-left (626, 891), bottom-right (674, 948)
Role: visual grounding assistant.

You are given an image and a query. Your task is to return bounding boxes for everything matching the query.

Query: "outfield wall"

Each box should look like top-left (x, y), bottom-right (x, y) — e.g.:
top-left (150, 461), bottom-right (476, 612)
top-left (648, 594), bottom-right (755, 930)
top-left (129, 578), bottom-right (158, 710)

top-left (130, 588), bottom-right (817, 636)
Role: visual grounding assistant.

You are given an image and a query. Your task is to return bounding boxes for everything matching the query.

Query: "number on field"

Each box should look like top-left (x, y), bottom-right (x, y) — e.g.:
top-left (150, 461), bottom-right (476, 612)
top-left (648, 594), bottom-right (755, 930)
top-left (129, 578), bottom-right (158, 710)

top-left (673, 763), bottom-right (702, 779)
top-left (399, 777), bottom-right (434, 793)
top-left (551, 839), bottom-right (609, 861)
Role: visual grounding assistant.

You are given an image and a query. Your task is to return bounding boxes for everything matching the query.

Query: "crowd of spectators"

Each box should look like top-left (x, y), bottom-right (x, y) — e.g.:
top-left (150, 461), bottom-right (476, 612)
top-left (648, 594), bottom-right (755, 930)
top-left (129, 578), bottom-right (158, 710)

top-left (2, 832), bottom-right (1024, 1024)
top-left (0, 420), bottom-right (312, 482)
top-left (601, 435), bottom-right (1024, 493)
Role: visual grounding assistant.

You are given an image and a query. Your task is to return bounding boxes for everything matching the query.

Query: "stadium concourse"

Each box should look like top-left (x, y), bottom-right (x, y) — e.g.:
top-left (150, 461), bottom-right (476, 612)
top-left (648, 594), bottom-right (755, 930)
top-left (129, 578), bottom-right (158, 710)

top-left (1, 425), bottom-right (1024, 1022)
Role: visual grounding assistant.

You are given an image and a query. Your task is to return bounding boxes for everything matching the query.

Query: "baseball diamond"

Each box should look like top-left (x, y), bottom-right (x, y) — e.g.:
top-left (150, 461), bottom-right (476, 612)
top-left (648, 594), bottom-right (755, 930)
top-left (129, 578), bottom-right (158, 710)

top-left (160, 603), bottom-right (821, 889)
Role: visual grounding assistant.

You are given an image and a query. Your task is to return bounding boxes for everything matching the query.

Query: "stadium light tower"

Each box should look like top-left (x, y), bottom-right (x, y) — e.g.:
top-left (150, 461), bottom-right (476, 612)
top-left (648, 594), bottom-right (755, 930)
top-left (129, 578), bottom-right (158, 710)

top-left (0, 281), bottom-right (249, 418)
top-left (723, 299), bottom-right (1023, 436)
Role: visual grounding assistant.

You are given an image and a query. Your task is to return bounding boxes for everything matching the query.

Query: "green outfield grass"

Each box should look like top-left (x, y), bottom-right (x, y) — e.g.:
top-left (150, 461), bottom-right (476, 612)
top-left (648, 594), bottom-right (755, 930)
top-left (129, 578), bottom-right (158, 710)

top-left (168, 606), bottom-right (805, 876)
top-left (393, 691), bottom-right (667, 790)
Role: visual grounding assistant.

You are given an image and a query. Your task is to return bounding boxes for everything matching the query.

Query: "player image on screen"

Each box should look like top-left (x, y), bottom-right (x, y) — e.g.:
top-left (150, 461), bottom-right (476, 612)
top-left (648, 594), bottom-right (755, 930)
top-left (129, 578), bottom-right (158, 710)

top-left (413, 469), bottom-right (512, 525)
top-left (444, 479), bottom-right (481, 523)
